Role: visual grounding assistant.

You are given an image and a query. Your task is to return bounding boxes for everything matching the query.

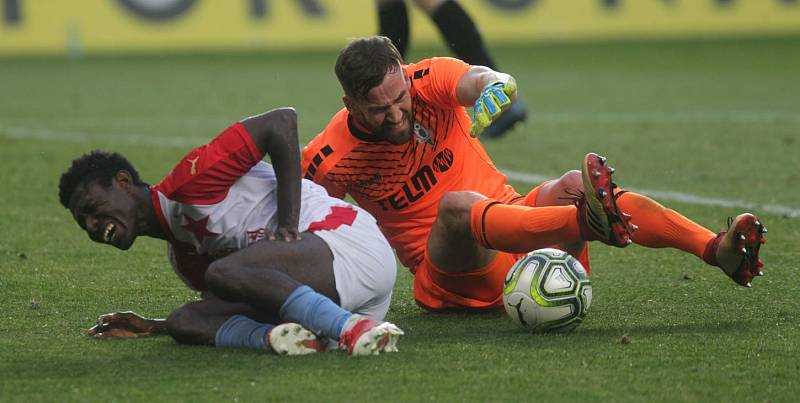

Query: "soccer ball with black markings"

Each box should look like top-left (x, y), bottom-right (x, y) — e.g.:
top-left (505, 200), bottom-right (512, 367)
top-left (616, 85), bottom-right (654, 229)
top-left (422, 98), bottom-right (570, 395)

top-left (502, 248), bottom-right (592, 333)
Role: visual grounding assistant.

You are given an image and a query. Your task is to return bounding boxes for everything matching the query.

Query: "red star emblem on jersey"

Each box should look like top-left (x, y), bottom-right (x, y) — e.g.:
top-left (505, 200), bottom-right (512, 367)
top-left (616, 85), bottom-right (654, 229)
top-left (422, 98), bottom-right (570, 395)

top-left (181, 214), bottom-right (219, 243)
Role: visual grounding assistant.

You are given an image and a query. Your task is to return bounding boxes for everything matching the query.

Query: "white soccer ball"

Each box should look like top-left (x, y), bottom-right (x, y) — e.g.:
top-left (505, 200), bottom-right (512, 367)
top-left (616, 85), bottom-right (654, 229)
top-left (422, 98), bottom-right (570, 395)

top-left (502, 248), bottom-right (592, 333)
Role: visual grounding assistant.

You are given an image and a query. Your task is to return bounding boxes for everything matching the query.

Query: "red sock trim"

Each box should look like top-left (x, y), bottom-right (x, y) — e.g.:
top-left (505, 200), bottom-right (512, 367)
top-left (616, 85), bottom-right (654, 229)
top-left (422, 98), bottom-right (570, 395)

top-left (702, 231), bottom-right (726, 266)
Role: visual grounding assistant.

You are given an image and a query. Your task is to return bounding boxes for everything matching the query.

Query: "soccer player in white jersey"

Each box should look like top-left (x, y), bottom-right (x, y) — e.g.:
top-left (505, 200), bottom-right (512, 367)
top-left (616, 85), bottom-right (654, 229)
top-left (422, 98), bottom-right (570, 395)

top-left (58, 107), bottom-right (403, 356)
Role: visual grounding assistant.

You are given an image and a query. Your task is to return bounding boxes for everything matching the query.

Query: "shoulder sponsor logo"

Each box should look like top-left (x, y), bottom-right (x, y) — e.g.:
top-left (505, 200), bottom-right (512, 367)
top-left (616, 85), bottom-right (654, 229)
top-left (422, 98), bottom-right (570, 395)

top-left (187, 156), bottom-right (200, 175)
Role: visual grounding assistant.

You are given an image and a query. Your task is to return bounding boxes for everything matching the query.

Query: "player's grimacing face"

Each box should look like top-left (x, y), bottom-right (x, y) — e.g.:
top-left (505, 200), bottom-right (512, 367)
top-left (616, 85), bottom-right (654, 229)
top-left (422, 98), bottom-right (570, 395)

top-left (350, 68), bottom-right (413, 145)
top-left (69, 178), bottom-right (139, 251)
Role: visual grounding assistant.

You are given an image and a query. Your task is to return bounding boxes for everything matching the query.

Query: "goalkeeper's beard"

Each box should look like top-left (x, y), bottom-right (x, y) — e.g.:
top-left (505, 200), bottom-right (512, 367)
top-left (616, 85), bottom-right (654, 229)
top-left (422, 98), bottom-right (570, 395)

top-left (379, 113), bottom-right (413, 145)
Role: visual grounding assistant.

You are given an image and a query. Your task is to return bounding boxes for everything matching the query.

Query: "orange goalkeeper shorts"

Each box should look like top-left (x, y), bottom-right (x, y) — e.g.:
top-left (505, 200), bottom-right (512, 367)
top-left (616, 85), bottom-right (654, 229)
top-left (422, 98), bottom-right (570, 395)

top-left (413, 249), bottom-right (524, 311)
top-left (411, 183), bottom-right (547, 312)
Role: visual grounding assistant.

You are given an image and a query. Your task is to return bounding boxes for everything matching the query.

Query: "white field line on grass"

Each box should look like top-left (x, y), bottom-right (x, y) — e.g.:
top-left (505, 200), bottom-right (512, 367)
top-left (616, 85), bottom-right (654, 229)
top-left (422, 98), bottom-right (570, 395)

top-left (3, 126), bottom-right (799, 218)
top-left (530, 111), bottom-right (800, 124)
top-left (2, 127), bottom-right (201, 148)
top-left (501, 170), bottom-right (800, 218)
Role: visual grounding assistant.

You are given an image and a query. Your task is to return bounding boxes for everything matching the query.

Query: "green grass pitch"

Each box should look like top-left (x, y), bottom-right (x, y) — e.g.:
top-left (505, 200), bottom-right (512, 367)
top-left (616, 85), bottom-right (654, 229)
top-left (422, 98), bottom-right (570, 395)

top-left (1, 37), bottom-right (799, 402)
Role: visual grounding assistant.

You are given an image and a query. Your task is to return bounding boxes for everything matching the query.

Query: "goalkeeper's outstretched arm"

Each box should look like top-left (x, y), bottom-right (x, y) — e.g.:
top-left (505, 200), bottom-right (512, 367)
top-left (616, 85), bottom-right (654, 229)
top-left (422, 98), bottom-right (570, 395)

top-left (455, 66), bottom-right (518, 137)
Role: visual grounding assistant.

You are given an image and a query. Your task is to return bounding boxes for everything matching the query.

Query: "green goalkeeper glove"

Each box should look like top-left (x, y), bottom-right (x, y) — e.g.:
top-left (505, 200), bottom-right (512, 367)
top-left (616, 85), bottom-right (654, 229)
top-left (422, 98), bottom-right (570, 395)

top-left (470, 80), bottom-right (517, 137)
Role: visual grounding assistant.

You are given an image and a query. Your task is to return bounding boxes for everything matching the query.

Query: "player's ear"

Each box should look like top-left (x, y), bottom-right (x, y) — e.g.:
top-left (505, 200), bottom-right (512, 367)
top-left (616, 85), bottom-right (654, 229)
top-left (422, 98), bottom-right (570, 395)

top-left (115, 170), bottom-right (133, 190)
top-left (342, 95), bottom-right (354, 112)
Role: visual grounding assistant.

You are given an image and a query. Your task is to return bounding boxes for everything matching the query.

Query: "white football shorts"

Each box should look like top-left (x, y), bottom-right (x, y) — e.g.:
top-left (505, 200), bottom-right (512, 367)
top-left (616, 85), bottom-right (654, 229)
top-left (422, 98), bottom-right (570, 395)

top-left (313, 206), bottom-right (397, 321)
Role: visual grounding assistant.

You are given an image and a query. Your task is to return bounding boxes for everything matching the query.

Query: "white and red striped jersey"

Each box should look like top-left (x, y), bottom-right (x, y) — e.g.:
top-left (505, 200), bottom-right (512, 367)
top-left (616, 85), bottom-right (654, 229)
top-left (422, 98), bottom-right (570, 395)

top-left (151, 122), bottom-right (359, 291)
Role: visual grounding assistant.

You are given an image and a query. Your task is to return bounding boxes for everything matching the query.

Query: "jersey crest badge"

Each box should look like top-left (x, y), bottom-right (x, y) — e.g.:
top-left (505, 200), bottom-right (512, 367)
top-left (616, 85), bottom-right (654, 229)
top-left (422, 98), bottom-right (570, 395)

top-left (413, 121), bottom-right (432, 144)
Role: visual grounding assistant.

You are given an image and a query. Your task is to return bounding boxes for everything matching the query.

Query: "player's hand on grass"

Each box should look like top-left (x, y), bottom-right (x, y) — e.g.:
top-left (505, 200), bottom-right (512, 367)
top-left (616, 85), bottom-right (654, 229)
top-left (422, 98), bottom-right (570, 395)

top-left (268, 225), bottom-right (302, 242)
top-left (470, 80), bottom-right (517, 137)
top-left (87, 311), bottom-right (161, 339)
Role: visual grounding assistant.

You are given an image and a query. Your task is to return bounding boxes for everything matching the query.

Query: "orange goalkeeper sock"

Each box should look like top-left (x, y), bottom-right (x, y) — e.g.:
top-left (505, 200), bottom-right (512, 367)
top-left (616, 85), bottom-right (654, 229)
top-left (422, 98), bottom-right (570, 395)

top-left (470, 198), bottom-right (583, 253)
top-left (614, 191), bottom-right (715, 259)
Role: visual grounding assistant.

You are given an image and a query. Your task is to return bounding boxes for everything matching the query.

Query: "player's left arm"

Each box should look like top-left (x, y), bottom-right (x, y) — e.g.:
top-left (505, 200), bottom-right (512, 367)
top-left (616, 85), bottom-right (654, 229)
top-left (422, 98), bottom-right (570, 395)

top-left (455, 66), bottom-right (518, 137)
top-left (241, 107), bottom-right (302, 242)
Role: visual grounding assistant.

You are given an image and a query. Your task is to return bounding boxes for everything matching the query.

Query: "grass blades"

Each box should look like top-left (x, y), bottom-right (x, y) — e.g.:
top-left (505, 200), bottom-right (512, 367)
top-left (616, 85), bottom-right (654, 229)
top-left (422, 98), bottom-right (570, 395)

top-left (1, 37), bottom-right (799, 402)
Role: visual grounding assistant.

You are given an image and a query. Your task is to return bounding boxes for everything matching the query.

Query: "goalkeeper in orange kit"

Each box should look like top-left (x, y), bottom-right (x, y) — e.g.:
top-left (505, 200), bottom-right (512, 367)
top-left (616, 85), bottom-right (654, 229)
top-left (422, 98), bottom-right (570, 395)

top-left (302, 36), bottom-right (767, 312)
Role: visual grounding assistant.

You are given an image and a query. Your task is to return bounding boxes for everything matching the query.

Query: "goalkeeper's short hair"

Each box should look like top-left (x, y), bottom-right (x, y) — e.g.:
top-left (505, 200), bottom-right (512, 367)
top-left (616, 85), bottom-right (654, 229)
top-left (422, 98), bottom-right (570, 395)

top-left (335, 36), bottom-right (404, 102)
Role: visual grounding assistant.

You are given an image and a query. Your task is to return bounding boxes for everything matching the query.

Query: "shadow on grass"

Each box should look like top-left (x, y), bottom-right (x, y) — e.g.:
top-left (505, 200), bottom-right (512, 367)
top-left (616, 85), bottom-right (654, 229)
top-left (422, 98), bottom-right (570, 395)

top-left (1, 315), bottom-right (757, 382)
top-left (392, 309), bottom-right (756, 350)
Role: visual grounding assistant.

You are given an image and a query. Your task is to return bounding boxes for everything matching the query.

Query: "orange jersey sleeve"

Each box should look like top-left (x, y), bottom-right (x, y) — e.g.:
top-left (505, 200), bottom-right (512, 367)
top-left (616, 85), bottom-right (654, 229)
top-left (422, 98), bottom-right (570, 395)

top-left (302, 112), bottom-right (349, 200)
top-left (303, 58), bottom-right (521, 271)
top-left (405, 57), bottom-right (469, 109)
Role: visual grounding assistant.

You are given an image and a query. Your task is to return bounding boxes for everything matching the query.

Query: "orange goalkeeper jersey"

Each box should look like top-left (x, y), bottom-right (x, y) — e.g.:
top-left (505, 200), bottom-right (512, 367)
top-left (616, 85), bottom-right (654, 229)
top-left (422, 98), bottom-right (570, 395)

top-left (302, 57), bottom-right (520, 272)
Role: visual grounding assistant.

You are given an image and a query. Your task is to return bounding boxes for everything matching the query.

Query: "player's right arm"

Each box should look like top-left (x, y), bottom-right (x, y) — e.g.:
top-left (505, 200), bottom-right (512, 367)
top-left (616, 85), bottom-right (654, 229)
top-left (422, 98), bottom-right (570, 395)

top-left (240, 107), bottom-right (298, 156)
top-left (157, 107), bottom-right (302, 242)
top-left (241, 107), bottom-right (302, 241)
top-left (87, 311), bottom-right (168, 339)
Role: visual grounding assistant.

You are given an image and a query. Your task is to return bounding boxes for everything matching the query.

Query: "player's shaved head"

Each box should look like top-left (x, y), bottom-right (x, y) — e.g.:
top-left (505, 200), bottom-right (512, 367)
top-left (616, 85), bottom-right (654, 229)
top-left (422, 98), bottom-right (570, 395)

top-left (336, 36), bottom-right (404, 101)
top-left (58, 151), bottom-right (146, 209)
